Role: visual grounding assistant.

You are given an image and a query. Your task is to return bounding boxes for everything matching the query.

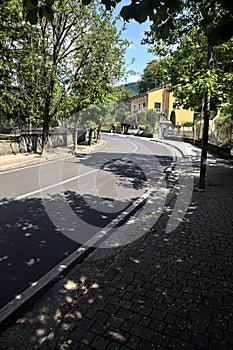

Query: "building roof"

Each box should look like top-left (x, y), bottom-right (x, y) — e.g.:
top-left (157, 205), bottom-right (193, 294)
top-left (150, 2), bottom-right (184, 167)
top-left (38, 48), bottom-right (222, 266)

top-left (131, 84), bottom-right (169, 100)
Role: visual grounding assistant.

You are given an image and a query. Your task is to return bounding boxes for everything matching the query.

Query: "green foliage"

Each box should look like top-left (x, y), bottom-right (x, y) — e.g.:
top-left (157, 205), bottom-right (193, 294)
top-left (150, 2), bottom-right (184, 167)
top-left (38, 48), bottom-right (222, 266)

top-left (145, 109), bottom-right (159, 131)
top-left (107, 85), bottom-right (132, 124)
top-left (1, 0), bottom-right (128, 150)
top-left (215, 104), bottom-right (233, 125)
top-left (149, 28), bottom-right (233, 115)
top-left (24, 0), bottom-right (54, 24)
top-left (137, 60), bottom-right (162, 93)
top-left (137, 109), bottom-right (158, 131)
top-left (0, 0), bottom-right (43, 127)
top-left (182, 121), bottom-right (193, 127)
top-left (137, 110), bottom-right (147, 125)
top-left (124, 82), bottom-right (138, 96)
top-left (23, 1), bottom-right (233, 46)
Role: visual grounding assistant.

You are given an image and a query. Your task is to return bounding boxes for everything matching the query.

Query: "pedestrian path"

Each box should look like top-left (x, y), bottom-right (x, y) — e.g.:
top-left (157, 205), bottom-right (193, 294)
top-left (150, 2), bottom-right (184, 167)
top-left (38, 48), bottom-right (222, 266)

top-left (0, 140), bottom-right (233, 349)
top-left (0, 142), bottom-right (98, 171)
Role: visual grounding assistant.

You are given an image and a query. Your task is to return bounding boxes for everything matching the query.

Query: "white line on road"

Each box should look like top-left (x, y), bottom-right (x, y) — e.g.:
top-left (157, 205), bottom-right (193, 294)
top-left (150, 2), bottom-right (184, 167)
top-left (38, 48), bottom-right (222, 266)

top-left (17, 140), bottom-right (138, 200)
top-left (0, 137), bottom-right (168, 326)
top-left (0, 155), bottom-right (73, 175)
top-left (1, 168), bottom-right (99, 203)
top-left (0, 139), bottom-right (139, 207)
top-left (0, 186), bottom-right (151, 326)
top-left (0, 140), bottom-right (107, 175)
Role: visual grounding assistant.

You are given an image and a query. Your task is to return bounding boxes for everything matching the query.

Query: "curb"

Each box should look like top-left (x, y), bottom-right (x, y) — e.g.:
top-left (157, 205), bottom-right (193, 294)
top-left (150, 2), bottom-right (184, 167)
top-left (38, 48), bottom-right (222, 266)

top-left (149, 138), bottom-right (187, 158)
top-left (0, 140), bottom-right (104, 172)
top-left (111, 133), bottom-right (231, 165)
top-left (109, 133), bottom-right (187, 158)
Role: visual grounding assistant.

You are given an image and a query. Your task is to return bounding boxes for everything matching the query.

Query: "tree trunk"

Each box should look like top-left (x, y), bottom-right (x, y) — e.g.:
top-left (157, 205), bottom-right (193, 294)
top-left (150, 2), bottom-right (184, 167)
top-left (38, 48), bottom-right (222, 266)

top-left (88, 128), bottom-right (93, 146)
top-left (41, 117), bottom-right (49, 156)
top-left (73, 112), bottom-right (79, 151)
top-left (198, 91), bottom-right (210, 189)
top-left (28, 102), bottom-right (34, 135)
top-left (198, 45), bottom-right (212, 189)
top-left (96, 125), bottom-right (101, 143)
top-left (41, 94), bottom-right (51, 156)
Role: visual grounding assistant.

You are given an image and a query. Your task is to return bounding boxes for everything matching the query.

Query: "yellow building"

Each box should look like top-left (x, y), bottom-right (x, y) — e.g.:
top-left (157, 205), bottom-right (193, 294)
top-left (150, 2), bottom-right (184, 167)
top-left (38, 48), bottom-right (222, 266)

top-left (131, 85), bottom-right (194, 125)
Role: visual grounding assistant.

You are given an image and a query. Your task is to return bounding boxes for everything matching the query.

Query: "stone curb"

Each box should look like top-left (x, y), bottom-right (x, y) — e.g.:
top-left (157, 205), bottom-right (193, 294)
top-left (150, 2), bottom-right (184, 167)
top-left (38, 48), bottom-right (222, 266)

top-left (0, 140), bottom-right (104, 172)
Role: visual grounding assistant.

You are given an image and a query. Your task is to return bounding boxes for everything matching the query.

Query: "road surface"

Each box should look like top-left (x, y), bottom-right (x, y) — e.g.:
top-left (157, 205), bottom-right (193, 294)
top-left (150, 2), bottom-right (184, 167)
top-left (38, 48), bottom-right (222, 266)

top-left (0, 135), bottom-right (176, 313)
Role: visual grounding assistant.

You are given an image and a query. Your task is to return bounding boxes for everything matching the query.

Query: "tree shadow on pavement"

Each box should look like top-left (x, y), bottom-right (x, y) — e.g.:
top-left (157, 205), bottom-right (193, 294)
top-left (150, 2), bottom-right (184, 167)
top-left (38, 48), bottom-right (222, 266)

top-left (0, 148), bottom-right (213, 348)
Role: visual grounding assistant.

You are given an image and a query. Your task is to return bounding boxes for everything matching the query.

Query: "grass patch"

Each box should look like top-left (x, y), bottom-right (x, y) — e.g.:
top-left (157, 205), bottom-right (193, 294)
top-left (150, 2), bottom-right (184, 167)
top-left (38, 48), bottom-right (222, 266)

top-left (101, 125), bottom-right (112, 131)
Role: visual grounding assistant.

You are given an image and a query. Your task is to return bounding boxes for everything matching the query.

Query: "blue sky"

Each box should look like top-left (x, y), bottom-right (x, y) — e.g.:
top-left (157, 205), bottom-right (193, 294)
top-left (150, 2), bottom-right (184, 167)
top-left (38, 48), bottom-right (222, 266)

top-left (114, 2), bottom-right (155, 84)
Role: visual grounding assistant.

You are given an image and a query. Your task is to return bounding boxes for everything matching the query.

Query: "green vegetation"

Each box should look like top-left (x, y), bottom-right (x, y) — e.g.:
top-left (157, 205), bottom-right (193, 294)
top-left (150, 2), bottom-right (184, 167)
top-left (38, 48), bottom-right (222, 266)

top-left (22, 1), bottom-right (233, 46)
top-left (124, 82), bottom-right (138, 96)
top-left (170, 111), bottom-right (176, 127)
top-left (137, 60), bottom-right (162, 93)
top-left (137, 109), bottom-right (158, 132)
top-left (1, 0), bottom-right (128, 154)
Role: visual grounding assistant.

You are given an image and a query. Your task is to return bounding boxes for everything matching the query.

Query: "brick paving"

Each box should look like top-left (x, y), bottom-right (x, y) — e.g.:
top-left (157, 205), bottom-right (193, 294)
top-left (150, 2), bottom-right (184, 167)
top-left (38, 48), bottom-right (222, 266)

top-left (0, 141), bottom-right (233, 349)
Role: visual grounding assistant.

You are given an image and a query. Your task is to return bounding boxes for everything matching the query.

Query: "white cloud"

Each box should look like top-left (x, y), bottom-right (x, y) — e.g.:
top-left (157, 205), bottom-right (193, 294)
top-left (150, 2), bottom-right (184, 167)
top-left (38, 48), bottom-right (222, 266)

top-left (125, 75), bottom-right (142, 84)
top-left (127, 43), bottom-right (136, 50)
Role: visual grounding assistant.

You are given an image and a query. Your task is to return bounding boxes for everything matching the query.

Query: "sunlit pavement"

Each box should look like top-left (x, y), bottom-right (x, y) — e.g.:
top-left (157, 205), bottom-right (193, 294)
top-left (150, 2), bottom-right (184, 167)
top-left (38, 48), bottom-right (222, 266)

top-left (0, 139), bottom-right (233, 349)
top-left (0, 141), bottom-right (101, 171)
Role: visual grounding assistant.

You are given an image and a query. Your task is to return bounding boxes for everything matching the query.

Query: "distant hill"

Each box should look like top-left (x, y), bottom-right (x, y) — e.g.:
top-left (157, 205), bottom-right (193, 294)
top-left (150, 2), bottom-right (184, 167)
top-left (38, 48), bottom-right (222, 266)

top-left (124, 82), bottom-right (139, 96)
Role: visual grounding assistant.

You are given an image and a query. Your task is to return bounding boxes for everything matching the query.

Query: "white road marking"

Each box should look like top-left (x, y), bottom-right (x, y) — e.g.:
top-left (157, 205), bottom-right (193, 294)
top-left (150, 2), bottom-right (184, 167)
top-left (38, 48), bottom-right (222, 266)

top-left (0, 137), bottom-right (174, 326)
top-left (0, 156), bottom-right (73, 175)
top-left (0, 168), bottom-right (99, 205)
top-left (0, 140), bottom-right (107, 175)
top-left (0, 186), bottom-right (151, 326)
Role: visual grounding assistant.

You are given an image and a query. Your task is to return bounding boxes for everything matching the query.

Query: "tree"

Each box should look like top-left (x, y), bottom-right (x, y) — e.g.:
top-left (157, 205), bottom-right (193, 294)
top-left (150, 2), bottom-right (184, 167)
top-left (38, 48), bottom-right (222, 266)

top-left (67, 28), bottom-right (128, 149)
top-left (23, 0), bottom-right (233, 45)
top-left (0, 0), bottom-right (32, 127)
top-left (151, 29), bottom-right (233, 111)
top-left (145, 11), bottom-right (233, 189)
top-left (147, 29), bottom-right (233, 117)
top-left (1, 0), bottom-right (51, 130)
top-left (137, 60), bottom-right (162, 93)
top-left (136, 109), bottom-right (158, 131)
top-left (111, 85), bottom-right (132, 125)
top-left (1, 0), bottom-right (128, 153)
top-left (170, 110), bottom-right (176, 127)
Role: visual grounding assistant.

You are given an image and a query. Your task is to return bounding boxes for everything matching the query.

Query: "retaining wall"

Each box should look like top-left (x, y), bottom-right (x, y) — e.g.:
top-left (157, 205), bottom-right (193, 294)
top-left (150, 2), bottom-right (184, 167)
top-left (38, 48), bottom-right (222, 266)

top-left (0, 130), bottom-right (85, 156)
top-left (183, 137), bottom-right (233, 159)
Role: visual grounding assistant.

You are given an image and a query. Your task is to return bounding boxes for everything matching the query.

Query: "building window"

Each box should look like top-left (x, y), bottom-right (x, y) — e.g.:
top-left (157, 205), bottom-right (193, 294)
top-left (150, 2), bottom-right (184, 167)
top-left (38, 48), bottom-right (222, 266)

top-left (138, 104), bottom-right (141, 110)
top-left (133, 104), bottom-right (136, 110)
top-left (173, 102), bottom-right (177, 110)
top-left (142, 102), bottom-right (146, 109)
top-left (154, 102), bottom-right (161, 111)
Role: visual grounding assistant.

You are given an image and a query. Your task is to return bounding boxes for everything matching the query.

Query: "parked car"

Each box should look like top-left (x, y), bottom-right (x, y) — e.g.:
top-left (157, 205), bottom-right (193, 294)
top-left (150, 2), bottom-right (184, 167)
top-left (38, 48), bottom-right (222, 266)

top-left (136, 129), bottom-right (147, 136)
top-left (127, 128), bottom-right (139, 135)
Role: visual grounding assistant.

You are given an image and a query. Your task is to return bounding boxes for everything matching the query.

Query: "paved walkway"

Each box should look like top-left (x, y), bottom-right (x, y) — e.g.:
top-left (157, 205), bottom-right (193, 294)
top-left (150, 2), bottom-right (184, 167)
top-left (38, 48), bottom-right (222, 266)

top-left (0, 141), bottom-right (233, 349)
top-left (0, 142), bottom-right (97, 171)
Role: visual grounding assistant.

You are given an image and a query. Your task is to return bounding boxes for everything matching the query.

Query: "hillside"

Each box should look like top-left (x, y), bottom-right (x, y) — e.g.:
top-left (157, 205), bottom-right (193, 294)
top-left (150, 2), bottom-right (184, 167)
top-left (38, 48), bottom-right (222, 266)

top-left (124, 82), bottom-right (139, 96)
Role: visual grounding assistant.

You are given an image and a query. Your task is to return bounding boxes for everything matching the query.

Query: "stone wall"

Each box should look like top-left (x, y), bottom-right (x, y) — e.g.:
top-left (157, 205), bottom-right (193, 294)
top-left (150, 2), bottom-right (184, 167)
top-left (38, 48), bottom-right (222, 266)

top-left (0, 139), bottom-right (20, 156)
top-left (183, 137), bottom-right (233, 159)
top-left (0, 129), bottom-right (86, 156)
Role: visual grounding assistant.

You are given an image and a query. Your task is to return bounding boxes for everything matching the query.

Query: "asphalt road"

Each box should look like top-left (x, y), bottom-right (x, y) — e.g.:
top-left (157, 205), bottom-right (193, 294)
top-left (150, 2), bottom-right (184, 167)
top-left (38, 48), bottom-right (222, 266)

top-left (0, 135), bottom-right (175, 311)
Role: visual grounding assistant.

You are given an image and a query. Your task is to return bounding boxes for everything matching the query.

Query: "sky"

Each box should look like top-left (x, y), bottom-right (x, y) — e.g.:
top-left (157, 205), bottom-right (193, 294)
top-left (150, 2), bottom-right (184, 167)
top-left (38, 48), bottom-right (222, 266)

top-left (113, 2), bottom-right (156, 84)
